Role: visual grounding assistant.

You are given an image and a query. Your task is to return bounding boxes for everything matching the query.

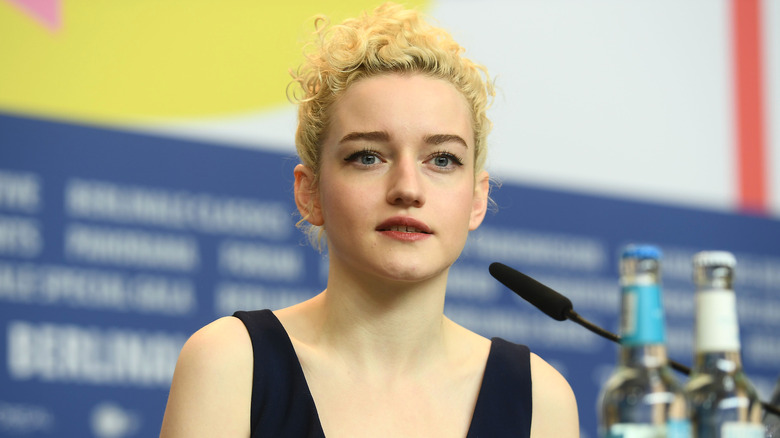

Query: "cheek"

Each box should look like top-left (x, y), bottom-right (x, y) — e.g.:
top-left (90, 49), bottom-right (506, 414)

top-left (449, 183), bottom-right (478, 211)
top-left (318, 180), bottom-right (371, 226)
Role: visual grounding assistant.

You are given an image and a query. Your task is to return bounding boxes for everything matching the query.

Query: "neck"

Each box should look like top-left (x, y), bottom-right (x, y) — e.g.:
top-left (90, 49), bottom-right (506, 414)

top-left (311, 258), bottom-right (453, 375)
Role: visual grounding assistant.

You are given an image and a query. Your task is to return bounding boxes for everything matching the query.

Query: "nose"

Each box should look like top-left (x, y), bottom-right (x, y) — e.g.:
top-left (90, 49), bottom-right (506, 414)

top-left (386, 156), bottom-right (425, 208)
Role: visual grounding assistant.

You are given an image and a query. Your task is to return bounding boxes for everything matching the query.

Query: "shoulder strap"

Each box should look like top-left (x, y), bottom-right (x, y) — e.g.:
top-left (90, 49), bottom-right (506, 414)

top-left (467, 337), bottom-right (533, 438)
top-left (233, 310), bottom-right (325, 438)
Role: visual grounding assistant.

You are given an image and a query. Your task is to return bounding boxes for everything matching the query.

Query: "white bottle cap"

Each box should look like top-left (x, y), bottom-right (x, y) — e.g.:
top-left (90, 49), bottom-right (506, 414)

top-left (693, 251), bottom-right (736, 268)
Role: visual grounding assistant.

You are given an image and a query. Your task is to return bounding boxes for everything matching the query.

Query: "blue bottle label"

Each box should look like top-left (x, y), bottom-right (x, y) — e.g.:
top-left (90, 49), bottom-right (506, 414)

top-left (608, 423), bottom-right (664, 437)
top-left (606, 420), bottom-right (690, 438)
top-left (667, 419), bottom-right (691, 438)
top-left (620, 284), bottom-right (665, 345)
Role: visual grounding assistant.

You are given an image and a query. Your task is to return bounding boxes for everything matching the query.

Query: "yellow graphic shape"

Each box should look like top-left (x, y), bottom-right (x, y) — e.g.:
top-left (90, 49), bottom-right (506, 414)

top-left (0, 1), bottom-right (429, 124)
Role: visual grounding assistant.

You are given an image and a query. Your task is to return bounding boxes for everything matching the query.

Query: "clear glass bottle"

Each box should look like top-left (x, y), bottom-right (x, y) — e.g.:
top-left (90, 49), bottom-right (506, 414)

top-left (598, 245), bottom-right (690, 438)
top-left (684, 251), bottom-right (764, 438)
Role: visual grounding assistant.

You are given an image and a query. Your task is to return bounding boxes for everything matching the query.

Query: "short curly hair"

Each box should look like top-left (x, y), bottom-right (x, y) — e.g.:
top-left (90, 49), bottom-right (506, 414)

top-left (288, 2), bottom-right (495, 247)
top-left (289, 2), bottom-right (494, 176)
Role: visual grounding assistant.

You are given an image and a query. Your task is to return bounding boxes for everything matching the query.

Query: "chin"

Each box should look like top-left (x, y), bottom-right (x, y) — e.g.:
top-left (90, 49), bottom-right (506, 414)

top-left (376, 262), bottom-right (449, 284)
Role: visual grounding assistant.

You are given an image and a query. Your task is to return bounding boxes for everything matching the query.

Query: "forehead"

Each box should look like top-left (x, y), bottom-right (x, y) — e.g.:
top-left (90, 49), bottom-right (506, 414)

top-left (326, 73), bottom-right (474, 146)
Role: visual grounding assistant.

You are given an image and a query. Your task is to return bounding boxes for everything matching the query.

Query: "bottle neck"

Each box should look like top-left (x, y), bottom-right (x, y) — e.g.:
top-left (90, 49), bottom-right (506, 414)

top-left (619, 344), bottom-right (669, 368)
top-left (694, 287), bottom-right (741, 353)
top-left (692, 350), bottom-right (743, 373)
top-left (619, 281), bottom-right (666, 346)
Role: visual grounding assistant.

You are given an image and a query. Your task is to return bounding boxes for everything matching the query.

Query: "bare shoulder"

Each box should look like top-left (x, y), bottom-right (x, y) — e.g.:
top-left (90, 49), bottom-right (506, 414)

top-left (174, 316), bottom-right (252, 375)
top-left (160, 316), bottom-right (253, 438)
top-left (529, 353), bottom-right (580, 437)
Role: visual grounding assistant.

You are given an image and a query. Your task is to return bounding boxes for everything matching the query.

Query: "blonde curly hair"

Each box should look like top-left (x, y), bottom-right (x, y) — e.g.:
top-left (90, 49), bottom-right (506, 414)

top-left (288, 2), bottom-right (495, 247)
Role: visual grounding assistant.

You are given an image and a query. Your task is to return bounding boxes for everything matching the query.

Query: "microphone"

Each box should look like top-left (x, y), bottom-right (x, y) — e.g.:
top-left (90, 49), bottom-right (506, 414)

top-left (488, 261), bottom-right (780, 417)
top-left (488, 262), bottom-right (619, 344)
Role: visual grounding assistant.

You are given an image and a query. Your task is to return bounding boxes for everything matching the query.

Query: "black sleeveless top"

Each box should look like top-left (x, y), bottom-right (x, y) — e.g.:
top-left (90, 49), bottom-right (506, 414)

top-left (233, 310), bottom-right (532, 437)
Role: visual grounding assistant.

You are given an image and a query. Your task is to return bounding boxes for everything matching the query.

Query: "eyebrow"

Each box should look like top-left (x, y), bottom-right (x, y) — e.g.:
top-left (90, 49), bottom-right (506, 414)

top-left (339, 131), bottom-right (468, 148)
top-left (424, 134), bottom-right (469, 148)
top-left (339, 131), bottom-right (389, 143)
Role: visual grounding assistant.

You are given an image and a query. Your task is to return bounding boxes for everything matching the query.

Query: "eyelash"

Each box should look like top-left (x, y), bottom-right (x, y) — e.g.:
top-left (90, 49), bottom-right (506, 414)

top-left (429, 150), bottom-right (464, 167)
top-left (343, 148), bottom-right (464, 168)
top-left (344, 148), bottom-right (381, 164)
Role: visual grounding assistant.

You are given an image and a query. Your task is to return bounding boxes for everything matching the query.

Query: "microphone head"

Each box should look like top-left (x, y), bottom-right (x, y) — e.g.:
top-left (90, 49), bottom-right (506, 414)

top-left (488, 262), bottom-right (573, 321)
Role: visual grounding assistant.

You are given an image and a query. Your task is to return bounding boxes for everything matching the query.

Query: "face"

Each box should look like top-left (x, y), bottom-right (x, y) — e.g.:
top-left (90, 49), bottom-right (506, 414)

top-left (295, 73), bottom-right (490, 284)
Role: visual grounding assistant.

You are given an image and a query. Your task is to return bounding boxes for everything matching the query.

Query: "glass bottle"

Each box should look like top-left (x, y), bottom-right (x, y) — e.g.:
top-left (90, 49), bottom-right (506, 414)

top-left (598, 245), bottom-right (690, 438)
top-left (684, 251), bottom-right (764, 438)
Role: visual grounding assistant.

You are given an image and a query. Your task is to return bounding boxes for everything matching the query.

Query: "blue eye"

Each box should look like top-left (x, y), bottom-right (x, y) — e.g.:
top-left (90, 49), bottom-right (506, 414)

top-left (433, 156), bottom-right (452, 167)
top-left (429, 152), bottom-right (463, 169)
top-left (345, 149), bottom-right (381, 166)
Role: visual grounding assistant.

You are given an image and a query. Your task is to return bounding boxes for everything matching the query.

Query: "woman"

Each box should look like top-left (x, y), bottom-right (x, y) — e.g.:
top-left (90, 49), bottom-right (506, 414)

top-left (160, 3), bottom-right (579, 437)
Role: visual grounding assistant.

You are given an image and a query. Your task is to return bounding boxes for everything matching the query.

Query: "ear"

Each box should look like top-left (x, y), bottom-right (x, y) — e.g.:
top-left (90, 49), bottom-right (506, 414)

top-left (468, 171), bottom-right (490, 231)
top-left (294, 164), bottom-right (324, 226)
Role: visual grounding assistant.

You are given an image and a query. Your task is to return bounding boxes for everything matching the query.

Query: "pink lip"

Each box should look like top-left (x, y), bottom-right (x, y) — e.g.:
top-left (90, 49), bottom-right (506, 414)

top-left (376, 216), bottom-right (433, 241)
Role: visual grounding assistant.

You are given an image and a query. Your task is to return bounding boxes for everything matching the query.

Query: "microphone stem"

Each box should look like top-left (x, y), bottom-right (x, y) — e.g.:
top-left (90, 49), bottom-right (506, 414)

top-left (566, 309), bottom-right (620, 343)
top-left (766, 401), bottom-right (780, 417)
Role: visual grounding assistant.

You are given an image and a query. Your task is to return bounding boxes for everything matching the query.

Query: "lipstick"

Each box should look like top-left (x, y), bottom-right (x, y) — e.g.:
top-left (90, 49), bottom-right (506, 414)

top-left (376, 217), bottom-right (432, 242)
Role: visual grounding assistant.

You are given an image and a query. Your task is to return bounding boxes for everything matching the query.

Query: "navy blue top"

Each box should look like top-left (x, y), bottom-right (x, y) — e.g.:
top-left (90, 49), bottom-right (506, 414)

top-left (233, 309), bottom-right (532, 437)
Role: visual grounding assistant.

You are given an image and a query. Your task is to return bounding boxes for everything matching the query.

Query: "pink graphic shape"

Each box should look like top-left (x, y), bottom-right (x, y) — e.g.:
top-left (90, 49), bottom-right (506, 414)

top-left (5, 0), bottom-right (62, 31)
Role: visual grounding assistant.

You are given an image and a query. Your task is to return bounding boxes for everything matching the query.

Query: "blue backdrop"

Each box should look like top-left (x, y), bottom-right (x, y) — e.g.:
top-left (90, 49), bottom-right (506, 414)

top-left (1, 113), bottom-right (778, 437)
